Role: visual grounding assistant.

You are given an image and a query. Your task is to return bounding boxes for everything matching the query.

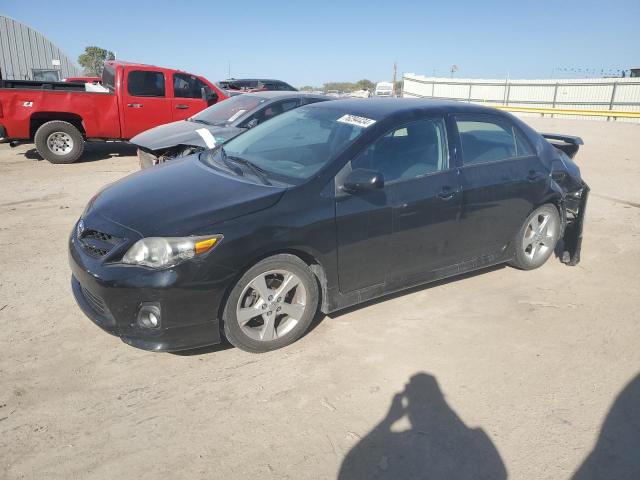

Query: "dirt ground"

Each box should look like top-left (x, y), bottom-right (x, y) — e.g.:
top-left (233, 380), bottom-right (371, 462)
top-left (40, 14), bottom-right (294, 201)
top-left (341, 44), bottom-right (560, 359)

top-left (1, 117), bottom-right (639, 480)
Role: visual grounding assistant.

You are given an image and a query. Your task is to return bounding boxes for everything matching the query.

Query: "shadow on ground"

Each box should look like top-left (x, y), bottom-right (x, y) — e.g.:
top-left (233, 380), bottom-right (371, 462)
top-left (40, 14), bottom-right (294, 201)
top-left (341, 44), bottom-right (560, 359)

top-left (571, 373), bottom-right (640, 479)
top-left (338, 372), bottom-right (507, 479)
top-left (22, 142), bottom-right (136, 163)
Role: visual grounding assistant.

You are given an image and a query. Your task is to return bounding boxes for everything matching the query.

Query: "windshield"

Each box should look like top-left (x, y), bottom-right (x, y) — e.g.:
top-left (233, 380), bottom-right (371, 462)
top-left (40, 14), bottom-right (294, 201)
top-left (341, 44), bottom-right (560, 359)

top-left (202, 106), bottom-right (372, 184)
top-left (190, 95), bottom-right (265, 126)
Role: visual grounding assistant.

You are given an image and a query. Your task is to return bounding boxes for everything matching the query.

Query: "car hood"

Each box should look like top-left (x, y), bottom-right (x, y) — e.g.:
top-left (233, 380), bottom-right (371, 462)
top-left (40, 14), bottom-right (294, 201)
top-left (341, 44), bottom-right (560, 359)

top-left (85, 156), bottom-right (286, 237)
top-left (130, 120), bottom-right (245, 151)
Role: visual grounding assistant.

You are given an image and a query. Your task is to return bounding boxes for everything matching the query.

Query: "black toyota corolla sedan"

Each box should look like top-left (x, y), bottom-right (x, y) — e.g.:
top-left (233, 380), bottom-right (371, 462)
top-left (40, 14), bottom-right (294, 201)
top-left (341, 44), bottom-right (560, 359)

top-left (69, 99), bottom-right (589, 353)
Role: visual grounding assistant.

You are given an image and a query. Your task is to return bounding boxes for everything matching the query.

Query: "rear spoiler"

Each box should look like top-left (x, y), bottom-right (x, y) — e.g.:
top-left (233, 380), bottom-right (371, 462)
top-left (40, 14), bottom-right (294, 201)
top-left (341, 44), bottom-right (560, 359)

top-left (542, 133), bottom-right (583, 159)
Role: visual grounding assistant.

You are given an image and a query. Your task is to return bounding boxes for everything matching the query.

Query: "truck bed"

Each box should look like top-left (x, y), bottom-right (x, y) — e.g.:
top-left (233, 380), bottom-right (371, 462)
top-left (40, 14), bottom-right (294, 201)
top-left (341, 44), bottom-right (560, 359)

top-left (0, 79), bottom-right (89, 92)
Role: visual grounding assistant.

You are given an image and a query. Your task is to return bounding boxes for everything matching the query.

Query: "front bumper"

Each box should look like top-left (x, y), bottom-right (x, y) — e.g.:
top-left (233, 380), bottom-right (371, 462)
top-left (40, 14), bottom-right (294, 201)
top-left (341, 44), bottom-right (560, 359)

top-left (69, 228), bottom-right (235, 352)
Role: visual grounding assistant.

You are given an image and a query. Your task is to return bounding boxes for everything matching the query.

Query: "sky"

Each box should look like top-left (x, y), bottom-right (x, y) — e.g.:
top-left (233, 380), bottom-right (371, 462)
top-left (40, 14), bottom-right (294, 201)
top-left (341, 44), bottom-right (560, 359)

top-left (1, 0), bottom-right (639, 86)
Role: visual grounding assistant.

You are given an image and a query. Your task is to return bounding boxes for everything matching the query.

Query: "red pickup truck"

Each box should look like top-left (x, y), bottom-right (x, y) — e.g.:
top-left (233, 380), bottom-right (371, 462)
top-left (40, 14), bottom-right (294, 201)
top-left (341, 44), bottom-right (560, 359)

top-left (0, 61), bottom-right (229, 163)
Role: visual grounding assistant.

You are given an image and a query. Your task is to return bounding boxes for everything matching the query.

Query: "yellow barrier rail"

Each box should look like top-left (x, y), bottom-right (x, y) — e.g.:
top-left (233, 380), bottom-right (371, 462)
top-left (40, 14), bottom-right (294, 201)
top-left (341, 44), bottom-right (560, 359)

top-left (488, 104), bottom-right (640, 119)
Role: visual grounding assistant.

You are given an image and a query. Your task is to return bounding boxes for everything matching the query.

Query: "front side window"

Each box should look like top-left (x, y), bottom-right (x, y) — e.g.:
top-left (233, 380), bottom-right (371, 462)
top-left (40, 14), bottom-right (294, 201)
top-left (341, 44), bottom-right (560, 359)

top-left (173, 73), bottom-right (205, 98)
top-left (456, 116), bottom-right (533, 165)
top-left (127, 70), bottom-right (165, 97)
top-left (353, 117), bottom-right (448, 183)
top-left (204, 107), bottom-right (371, 183)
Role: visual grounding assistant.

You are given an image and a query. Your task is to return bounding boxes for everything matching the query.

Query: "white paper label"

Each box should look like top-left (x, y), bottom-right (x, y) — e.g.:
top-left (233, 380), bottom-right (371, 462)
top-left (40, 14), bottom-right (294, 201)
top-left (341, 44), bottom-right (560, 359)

top-left (336, 114), bottom-right (376, 128)
top-left (227, 109), bottom-right (246, 123)
top-left (195, 128), bottom-right (217, 149)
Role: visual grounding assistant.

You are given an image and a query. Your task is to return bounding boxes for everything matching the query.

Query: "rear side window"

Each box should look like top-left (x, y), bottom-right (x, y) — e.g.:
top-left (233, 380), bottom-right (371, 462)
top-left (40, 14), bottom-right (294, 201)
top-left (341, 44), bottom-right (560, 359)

top-left (127, 70), bottom-right (165, 97)
top-left (173, 73), bottom-right (205, 98)
top-left (456, 116), bottom-right (533, 165)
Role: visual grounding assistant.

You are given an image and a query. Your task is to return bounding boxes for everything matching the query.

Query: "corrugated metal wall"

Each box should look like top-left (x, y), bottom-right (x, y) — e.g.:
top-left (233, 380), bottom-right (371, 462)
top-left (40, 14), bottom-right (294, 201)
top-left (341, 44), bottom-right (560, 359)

top-left (0, 15), bottom-right (81, 80)
top-left (403, 73), bottom-right (640, 123)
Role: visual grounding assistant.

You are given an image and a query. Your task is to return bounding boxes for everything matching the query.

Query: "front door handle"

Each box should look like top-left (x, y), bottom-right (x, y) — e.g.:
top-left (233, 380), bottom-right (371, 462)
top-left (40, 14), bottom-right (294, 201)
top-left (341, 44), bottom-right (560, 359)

top-left (437, 186), bottom-right (457, 200)
top-left (175, 104), bottom-right (190, 109)
top-left (527, 170), bottom-right (543, 182)
top-left (127, 103), bottom-right (143, 108)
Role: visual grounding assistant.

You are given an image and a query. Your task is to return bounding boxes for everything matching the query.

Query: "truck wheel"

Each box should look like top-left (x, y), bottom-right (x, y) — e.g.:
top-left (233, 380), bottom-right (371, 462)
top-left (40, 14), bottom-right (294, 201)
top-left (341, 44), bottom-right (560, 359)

top-left (34, 121), bottom-right (85, 164)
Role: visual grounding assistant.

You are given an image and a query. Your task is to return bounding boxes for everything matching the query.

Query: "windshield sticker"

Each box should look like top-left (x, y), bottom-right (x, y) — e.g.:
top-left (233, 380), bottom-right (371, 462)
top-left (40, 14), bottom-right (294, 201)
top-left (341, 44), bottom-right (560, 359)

top-left (337, 114), bottom-right (376, 128)
top-left (227, 109), bottom-right (246, 123)
top-left (195, 128), bottom-right (217, 149)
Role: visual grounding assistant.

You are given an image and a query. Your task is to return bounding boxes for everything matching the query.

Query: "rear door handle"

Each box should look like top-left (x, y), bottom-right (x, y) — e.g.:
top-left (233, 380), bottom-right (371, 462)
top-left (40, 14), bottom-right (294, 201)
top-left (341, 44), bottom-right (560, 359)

top-left (175, 104), bottom-right (190, 109)
top-left (127, 103), bottom-right (143, 108)
top-left (437, 186), bottom-right (457, 200)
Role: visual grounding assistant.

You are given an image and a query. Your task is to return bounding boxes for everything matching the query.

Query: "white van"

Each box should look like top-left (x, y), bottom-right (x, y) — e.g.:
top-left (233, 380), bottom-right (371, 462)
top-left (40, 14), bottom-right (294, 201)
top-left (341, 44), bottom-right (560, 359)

top-left (375, 81), bottom-right (394, 97)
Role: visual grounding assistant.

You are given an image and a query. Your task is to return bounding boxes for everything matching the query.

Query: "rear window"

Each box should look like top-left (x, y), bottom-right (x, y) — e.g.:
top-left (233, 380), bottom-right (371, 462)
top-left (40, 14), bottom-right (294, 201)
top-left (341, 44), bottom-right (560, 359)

top-left (102, 65), bottom-right (115, 91)
top-left (127, 70), bottom-right (165, 97)
top-left (190, 94), bottom-right (265, 126)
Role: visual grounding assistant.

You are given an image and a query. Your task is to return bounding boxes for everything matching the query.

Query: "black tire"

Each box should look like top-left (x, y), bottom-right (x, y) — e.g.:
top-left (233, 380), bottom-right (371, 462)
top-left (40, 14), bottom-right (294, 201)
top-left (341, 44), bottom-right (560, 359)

top-left (222, 254), bottom-right (319, 353)
top-left (33, 120), bottom-right (84, 164)
top-left (510, 203), bottom-right (561, 270)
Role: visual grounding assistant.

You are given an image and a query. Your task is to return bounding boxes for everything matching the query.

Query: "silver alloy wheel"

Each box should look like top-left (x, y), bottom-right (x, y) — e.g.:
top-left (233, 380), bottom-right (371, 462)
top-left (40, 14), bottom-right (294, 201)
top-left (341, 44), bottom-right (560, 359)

top-left (46, 132), bottom-right (74, 155)
top-left (236, 269), bottom-right (307, 342)
top-left (523, 211), bottom-right (557, 262)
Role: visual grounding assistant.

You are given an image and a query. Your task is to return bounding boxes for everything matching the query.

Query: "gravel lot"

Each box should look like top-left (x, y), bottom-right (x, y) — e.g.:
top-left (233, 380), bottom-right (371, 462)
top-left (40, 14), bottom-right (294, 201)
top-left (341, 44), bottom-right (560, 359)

top-left (1, 117), bottom-right (639, 480)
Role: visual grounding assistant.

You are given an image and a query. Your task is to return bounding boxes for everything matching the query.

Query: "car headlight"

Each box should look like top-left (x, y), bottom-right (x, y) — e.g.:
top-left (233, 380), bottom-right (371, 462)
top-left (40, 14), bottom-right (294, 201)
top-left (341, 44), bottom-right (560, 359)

top-left (122, 235), bottom-right (222, 268)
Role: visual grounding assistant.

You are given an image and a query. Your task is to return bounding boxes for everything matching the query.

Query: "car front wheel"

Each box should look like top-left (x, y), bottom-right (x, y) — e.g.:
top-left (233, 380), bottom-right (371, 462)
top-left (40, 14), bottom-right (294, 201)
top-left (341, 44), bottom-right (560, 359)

top-left (510, 203), bottom-right (561, 270)
top-left (222, 254), bottom-right (319, 353)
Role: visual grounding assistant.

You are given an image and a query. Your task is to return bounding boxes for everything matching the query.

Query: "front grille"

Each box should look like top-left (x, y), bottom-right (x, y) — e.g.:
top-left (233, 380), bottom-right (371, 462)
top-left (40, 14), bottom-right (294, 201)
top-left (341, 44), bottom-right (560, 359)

top-left (81, 286), bottom-right (107, 316)
top-left (78, 228), bottom-right (121, 258)
top-left (83, 230), bottom-right (117, 244)
top-left (83, 244), bottom-right (110, 257)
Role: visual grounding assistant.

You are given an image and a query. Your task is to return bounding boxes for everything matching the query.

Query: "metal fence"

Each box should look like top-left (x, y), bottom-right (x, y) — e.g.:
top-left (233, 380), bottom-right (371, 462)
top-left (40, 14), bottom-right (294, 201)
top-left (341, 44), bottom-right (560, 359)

top-left (402, 74), bottom-right (640, 123)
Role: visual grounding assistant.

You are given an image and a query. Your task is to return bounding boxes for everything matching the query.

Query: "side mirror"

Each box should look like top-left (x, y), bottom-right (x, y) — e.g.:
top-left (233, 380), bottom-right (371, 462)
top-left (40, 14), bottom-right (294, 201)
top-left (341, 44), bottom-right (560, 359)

top-left (342, 168), bottom-right (384, 193)
top-left (246, 118), bottom-right (259, 129)
top-left (201, 86), bottom-right (218, 105)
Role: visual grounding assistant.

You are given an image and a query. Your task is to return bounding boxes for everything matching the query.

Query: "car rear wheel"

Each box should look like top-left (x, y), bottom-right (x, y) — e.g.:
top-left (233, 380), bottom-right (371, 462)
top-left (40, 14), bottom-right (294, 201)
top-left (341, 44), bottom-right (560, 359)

top-left (34, 120), bottom-right (85, 164)
top-left (222, 254), bottom-right (319, 353)
top-left (510, 203), bottom-right (561, 270)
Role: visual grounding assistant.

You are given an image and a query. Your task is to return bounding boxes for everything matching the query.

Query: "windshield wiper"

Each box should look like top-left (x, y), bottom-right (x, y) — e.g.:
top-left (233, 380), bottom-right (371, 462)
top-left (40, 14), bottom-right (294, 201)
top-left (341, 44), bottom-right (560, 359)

top-left (217, 147), bottom-right (243, 176)
top-left (189, 118), bottom-right (212, 125)
top-left (227, 155), bottom-right (272, 186)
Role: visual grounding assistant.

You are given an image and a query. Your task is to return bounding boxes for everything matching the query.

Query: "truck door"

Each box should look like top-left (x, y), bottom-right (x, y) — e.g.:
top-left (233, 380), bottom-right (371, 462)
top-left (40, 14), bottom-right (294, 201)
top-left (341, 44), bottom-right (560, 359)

top-left (171, 73), bottom-right (210, 121)
top-left (122, 69), bottom-right (172, 138)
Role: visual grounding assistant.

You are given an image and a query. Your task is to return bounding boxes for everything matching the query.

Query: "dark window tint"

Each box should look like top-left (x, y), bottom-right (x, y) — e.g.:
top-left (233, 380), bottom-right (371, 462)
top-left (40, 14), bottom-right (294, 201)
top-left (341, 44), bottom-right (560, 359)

top-left (127, 70), bottom-right (165, 97)
top-left (301, 97), bottom-right (326, 106)
top-left (173, 73), bottom-right (205, 98)
top-left (353, 118), bottom-right (448, 183)
top-left (456, 116), bottom-right (533, 165)
top-left (250, 100), bottom-right (299, 125)
top-left (514, 128), bottom-right (534, 156)
top-left (102, 65), bottom-right (115, 90)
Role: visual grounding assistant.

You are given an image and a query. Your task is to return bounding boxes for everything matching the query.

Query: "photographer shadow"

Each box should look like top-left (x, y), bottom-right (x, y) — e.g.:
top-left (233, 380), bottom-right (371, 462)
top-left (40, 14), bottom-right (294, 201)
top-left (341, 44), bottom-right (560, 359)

top-left (338, 373), bottom-right (507, 480)
top-left (572, 373), bottom-right (640, 479)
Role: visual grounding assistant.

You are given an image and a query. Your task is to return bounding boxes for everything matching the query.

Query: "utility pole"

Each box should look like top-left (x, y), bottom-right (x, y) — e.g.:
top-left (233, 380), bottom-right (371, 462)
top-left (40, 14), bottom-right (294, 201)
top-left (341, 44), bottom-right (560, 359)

top-left (228, 60), bottom-right (231, 79)
top-left (392, 61), bottom-right (397, 97)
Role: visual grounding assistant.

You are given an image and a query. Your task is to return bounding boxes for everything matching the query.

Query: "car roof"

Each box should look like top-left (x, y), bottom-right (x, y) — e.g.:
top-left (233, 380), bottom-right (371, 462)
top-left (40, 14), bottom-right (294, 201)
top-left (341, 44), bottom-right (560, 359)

top-left (223, 78), bottom-right (290, 83)
top-left (304, 98), bottom-right (504, 120)
top-left (241, 91), bottom-right (331, 101)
